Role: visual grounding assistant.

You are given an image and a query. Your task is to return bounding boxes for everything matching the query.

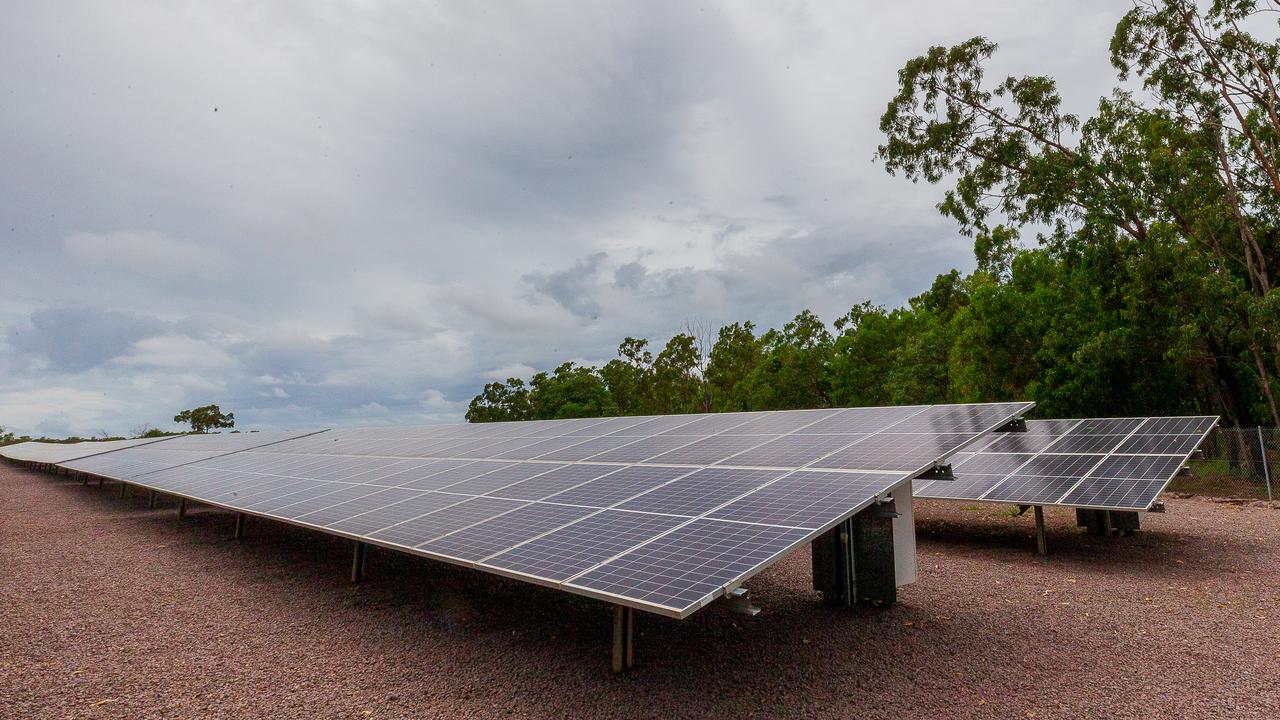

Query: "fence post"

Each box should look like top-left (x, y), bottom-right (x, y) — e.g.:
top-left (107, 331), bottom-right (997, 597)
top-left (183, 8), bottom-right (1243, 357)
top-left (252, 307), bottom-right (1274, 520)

top-left (1259, 426), bottom-right (1273, 502)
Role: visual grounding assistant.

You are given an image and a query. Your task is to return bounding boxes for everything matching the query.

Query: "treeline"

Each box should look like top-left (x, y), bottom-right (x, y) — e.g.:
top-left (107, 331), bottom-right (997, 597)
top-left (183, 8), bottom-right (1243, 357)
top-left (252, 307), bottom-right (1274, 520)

top-left (470, 2), bottom-right (1280, 429)
top-left (467, 249), bottom-right (1231, 423)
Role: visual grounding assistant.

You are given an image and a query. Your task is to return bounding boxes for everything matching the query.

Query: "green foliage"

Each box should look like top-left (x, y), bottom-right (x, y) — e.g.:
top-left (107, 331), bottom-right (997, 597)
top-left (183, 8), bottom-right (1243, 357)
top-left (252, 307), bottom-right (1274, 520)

top-left (0, 426), bottom-right (22, 447)
top-left (173, 404), bottom-right (236, 433)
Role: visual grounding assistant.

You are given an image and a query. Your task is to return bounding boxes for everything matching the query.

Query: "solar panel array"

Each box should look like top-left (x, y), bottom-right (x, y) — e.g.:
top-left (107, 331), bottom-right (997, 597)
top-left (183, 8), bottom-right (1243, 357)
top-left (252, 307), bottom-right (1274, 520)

top-left (914, 416), bottom-right (1217, 511)
top-left (0, 437), bottom-right (170, 464)
top-left (1, 402), bottom-right (1032, 617)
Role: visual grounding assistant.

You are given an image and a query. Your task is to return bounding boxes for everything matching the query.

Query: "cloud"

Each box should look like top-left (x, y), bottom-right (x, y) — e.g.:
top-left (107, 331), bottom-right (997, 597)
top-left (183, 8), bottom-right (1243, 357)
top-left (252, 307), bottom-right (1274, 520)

top-left (0, 0), bottom-right (1126, 435)
top-left (114, 335), bottom-right (235, 370)
top-left (7, 307), bottom-right (169, 373)
top-left (64, 231), bottom-right (230, 276)
top-left (523, 252), bottom-right (609, 320)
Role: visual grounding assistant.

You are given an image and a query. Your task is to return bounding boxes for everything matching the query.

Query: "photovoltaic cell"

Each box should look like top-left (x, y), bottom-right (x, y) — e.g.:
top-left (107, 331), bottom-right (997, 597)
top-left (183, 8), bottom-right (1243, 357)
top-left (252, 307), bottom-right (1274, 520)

top-left (722, 434), bottom-right (867, 468)
top-left (566, 519), bottom-right (810, 612)
top-left (707, 471), bottom-right (902, 529)
top-left (310, 489), bottom-right (451, 534)
top-left (543, 466), bottom-right (692, 508)
top-left (918, 474), bottom-right (1007, 499)
top-left (419, 502), bottom-right (597, 561)
top-left (485, 464), bottom-right (619, 501)
top-left (369, 496), bottom-right (526, 548)
top-left (641, 435), bottom-right (779, 466)
top-left (810, 433), bottom-right (976, 472)
top-left (1043, 435), bottom-right (1127, 454)
top-left (436, 462), bottom-right (566, 496)
top-left (583, 436), bottom-right (705, 463)
top-left (616, 468), bottom-right (786, 516)
top-left (482, 510), bottom-right (688, 582)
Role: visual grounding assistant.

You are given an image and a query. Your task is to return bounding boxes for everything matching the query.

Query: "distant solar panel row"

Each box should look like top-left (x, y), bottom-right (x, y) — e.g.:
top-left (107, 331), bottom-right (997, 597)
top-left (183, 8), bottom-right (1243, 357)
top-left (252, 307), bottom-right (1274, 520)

top-left (4, 402), bottom-right (1033, 617)
top-left (0, 437), bottom-right (170, 464)
top-left (914, 416), bottom-right (1217, 511)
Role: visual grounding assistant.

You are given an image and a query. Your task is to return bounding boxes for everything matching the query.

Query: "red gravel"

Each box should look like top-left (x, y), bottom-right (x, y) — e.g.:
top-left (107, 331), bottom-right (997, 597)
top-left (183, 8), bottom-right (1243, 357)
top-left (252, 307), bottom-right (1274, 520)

top-left (2, 463), bottom-right (1277, 719)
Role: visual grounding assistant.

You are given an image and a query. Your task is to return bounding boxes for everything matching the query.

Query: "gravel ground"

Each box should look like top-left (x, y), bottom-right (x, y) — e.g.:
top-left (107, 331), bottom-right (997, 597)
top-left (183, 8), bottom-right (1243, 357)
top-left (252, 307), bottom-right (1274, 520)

top-left (2, 463), bottom-right (1277, 720)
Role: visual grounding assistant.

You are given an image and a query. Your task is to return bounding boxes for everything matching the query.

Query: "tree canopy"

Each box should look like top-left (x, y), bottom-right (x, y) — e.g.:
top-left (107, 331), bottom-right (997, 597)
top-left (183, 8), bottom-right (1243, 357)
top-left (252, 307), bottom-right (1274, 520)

top-left (469, 1), bottom-right (1280, 429)
top-left (174, 404), bottom-right (236, 433)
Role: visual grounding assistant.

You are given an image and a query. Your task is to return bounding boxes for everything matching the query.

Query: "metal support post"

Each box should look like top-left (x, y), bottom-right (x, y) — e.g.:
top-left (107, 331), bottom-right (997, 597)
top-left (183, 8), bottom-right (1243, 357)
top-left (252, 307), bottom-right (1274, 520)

top-left (178, 498), bottom-right (187, 519)
top-left (1259, 426), bottom-right (1273, 501)
top-left (1033, 505), bottom-right (1047, 556)
top-left (148, 490), bottom-right (157, 509)
top-left (351, 541), bottom-right (367, 583)
top-left (611, 605), bottom-right (634, 672)
top-left (97, 477), bottom-right (104, 489)
top-left (81, 474), bottom-right (89, 486)
top-left (233, 512), bottom-right (245, 540)
top-left (118, 481), bottom-right (127, 499)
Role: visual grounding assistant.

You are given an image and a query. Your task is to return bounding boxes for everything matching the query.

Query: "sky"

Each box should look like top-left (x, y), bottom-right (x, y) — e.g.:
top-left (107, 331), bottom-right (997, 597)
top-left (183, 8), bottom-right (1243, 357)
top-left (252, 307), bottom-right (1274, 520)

top-left (0, 1), bottom-right (1128, 437)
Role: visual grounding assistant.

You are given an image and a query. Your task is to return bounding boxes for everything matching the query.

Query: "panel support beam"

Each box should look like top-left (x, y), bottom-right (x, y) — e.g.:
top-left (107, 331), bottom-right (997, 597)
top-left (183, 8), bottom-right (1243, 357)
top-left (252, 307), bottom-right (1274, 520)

top-left (178, 498), bottom-right (187, 519)
top-left (118, 481), bottom-right (127, 499)
top-left (1034, 505), bottom-right (1047, 556)
top-left (148, 490), bottom-right (157, 509)
top-left (611, 605), bottom-right (634, 673)
top-left (233, 512), bottom-right (246, 540)
top-left (351, 541), bottom-right (367, 583)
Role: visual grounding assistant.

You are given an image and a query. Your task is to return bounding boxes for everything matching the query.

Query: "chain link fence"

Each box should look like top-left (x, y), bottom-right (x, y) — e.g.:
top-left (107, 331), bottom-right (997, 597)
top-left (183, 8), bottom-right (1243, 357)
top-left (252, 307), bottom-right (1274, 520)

top-left (1176, 428), bottom-right (1276, 500)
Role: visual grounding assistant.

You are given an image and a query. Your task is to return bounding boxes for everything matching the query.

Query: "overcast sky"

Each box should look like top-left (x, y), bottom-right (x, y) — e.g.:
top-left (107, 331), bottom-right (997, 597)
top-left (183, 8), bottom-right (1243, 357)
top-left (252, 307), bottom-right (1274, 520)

top-left (0, 1), bottom-right (1127, 437)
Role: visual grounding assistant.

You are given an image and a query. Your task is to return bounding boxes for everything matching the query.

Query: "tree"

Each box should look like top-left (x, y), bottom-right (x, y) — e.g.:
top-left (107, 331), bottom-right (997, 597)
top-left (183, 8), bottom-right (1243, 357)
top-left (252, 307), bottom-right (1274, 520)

top-left (0, 425), bottom-right (18, 447)
top-left (876, 2), bottom-right (1280, 425)
top-left (466, 378), bottom-right (532, 422)
top-left (528, 362), bottom-right (617, 419)
top-left (174, 404), bottom-right (236, 433)
top-left (706, 322), bottom-right (764, 412)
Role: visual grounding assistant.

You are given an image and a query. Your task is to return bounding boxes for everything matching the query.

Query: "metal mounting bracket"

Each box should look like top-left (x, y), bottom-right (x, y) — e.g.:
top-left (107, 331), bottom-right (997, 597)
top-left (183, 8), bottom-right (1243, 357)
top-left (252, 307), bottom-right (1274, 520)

top-left (725, 587), bottom-right (760, 616)
top-left (994, 416), bottom-right (1028, 433)
top-left (916, 463), bottom-right (954, 481)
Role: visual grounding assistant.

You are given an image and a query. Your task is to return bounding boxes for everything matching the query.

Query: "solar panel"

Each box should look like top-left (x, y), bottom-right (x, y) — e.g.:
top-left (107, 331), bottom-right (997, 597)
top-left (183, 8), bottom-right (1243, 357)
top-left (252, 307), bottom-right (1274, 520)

top-left (0, 437), bottom-right (173, 464)
top-left (58, 430), bottom-right (323, 480)
top-left (36, 401), bottom-right (1032, 617)
top-left (916, 416), bottom-right (1217, 511)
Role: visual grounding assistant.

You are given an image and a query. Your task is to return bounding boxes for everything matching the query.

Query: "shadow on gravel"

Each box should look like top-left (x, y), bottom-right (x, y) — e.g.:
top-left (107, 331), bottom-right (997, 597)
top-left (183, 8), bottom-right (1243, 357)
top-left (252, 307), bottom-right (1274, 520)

top-left (914, 506), bottom-right (1254, 584)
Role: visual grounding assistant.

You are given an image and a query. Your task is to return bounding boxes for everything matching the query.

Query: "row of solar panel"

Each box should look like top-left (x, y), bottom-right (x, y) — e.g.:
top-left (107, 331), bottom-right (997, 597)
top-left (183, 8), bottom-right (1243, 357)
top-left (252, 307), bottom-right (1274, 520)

top-left (70, 432), bottom-right (988, 474)
top-left (915, 416), bottom-right (1217, 510)
top-left (24, 402), bottom-right (1035, 616)
top-left (62, 446), bottom-right (907, 612)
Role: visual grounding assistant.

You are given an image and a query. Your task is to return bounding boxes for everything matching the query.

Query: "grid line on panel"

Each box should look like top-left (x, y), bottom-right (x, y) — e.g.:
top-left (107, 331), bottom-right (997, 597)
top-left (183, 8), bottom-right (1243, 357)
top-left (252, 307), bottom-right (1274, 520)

top-left (1045, 420), bottom-right (1150, 504)
top-left (565, 519), bottom-right (810, 612)
top-left (418, 502), bottom-right (599, 562)
top-left (481, 510), bottom-right (689, 582)
top-left (368, 496), bottom-right (529, 549)
top-left (484, 464), bottom-right (624, 501)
